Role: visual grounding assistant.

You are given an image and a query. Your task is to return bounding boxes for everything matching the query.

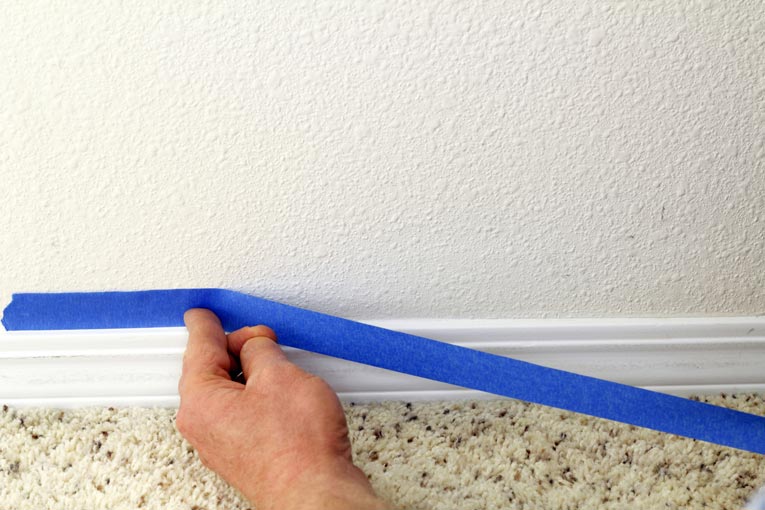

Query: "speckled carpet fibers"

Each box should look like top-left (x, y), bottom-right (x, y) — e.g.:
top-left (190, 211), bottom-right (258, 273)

top-left (1, 394), bottom-right (763, 510)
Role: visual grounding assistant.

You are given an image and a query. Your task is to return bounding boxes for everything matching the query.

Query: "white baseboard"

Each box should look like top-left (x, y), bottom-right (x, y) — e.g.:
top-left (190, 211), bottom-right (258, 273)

top-left (1, 317), bottom-right (764, 408)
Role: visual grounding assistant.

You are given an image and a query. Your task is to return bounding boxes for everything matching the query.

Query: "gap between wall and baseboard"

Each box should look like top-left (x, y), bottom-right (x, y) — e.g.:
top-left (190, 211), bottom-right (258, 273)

top-left (0, 317), bottom-right (763, 408)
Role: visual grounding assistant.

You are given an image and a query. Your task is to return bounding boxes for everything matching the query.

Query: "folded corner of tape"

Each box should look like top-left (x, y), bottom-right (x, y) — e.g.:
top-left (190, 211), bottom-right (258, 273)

top-left (2, 288), bottom-right (764, 455)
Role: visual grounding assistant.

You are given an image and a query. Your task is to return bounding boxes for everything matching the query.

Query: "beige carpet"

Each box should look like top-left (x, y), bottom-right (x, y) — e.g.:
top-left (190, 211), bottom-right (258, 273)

top-left (1, 394), bottom-right (763, 509)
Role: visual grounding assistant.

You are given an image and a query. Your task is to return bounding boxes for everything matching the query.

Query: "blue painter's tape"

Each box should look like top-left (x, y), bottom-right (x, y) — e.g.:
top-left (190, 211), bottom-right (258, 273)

top-left (2, 288), bottom-right (764, 454)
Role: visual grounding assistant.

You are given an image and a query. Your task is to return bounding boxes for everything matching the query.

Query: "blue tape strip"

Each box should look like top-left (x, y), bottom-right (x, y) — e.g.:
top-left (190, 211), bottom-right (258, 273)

top-left (2, 288), bottom-right (764, 454)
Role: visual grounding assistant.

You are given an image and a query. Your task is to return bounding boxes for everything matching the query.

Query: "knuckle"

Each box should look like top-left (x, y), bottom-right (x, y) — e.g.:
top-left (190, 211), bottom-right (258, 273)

top-left (175, 408), bottom-right (191, 436)
top-left (176, 396), bottom-right (205, 439)
top-left (239, 337), bottom-right (263, 358)
top-left (195, 346), bottom-right (220, 366)
top-left (251, 363), bottom-right (292, 389)
top-left (254, 363), bottom-right (287, 385)
top-left (177, 374), bottom-right (187, 395)
top-left (255, 363), bottom-right (317, 390)
top-left (239, 340), bottom-right (254, 359)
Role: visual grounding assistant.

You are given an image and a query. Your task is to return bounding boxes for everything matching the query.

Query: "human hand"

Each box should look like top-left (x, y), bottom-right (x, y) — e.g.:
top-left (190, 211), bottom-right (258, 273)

top-left (176, 308), bottom-right (390, 510)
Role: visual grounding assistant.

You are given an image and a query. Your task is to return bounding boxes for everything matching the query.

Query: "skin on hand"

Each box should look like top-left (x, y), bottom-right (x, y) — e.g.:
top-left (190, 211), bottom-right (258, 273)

top-left (176, 308), bottom-right (390, 510)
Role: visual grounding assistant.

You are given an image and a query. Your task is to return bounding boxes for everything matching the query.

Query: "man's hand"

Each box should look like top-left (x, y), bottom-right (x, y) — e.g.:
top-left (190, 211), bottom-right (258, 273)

top-left (176, 308), bottom-right (390, 510)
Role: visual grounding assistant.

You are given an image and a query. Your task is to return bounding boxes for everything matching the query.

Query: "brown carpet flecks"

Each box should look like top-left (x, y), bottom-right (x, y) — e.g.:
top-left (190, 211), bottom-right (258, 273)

top-left (1, 394), bottom-right (763, 510)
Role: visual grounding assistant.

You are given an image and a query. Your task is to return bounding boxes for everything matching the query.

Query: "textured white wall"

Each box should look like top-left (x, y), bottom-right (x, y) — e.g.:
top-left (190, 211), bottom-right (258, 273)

top-left (1, 1), bottom-right (763, 319)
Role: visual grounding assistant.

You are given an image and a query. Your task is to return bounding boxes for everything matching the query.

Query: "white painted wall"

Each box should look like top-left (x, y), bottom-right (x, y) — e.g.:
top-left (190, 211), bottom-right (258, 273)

top-left (1, 1), bottom-right (763, 319)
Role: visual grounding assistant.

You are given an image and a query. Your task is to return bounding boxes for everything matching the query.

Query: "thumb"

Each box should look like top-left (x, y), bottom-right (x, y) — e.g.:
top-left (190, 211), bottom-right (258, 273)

top-left (239, 335), bottom-right (290, 382)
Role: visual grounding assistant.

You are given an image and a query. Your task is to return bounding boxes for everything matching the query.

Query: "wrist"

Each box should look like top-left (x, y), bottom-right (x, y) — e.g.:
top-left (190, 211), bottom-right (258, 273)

top-left (245, 456), bottom-right (389, 510)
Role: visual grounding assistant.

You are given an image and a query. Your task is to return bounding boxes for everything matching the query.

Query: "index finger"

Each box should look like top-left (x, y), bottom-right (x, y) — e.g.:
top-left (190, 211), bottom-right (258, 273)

top-left (180, 308), bottom-right (232, 392)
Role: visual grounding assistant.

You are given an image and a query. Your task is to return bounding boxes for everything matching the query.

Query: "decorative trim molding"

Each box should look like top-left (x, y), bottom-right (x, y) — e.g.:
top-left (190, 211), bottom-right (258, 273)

top-left (1, 317), bottom-right (764, 407)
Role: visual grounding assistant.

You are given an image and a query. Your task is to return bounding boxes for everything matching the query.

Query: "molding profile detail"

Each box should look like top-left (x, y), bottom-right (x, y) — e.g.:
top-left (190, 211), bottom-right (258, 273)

top-left (0, 317), bottom-right (764, 407)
